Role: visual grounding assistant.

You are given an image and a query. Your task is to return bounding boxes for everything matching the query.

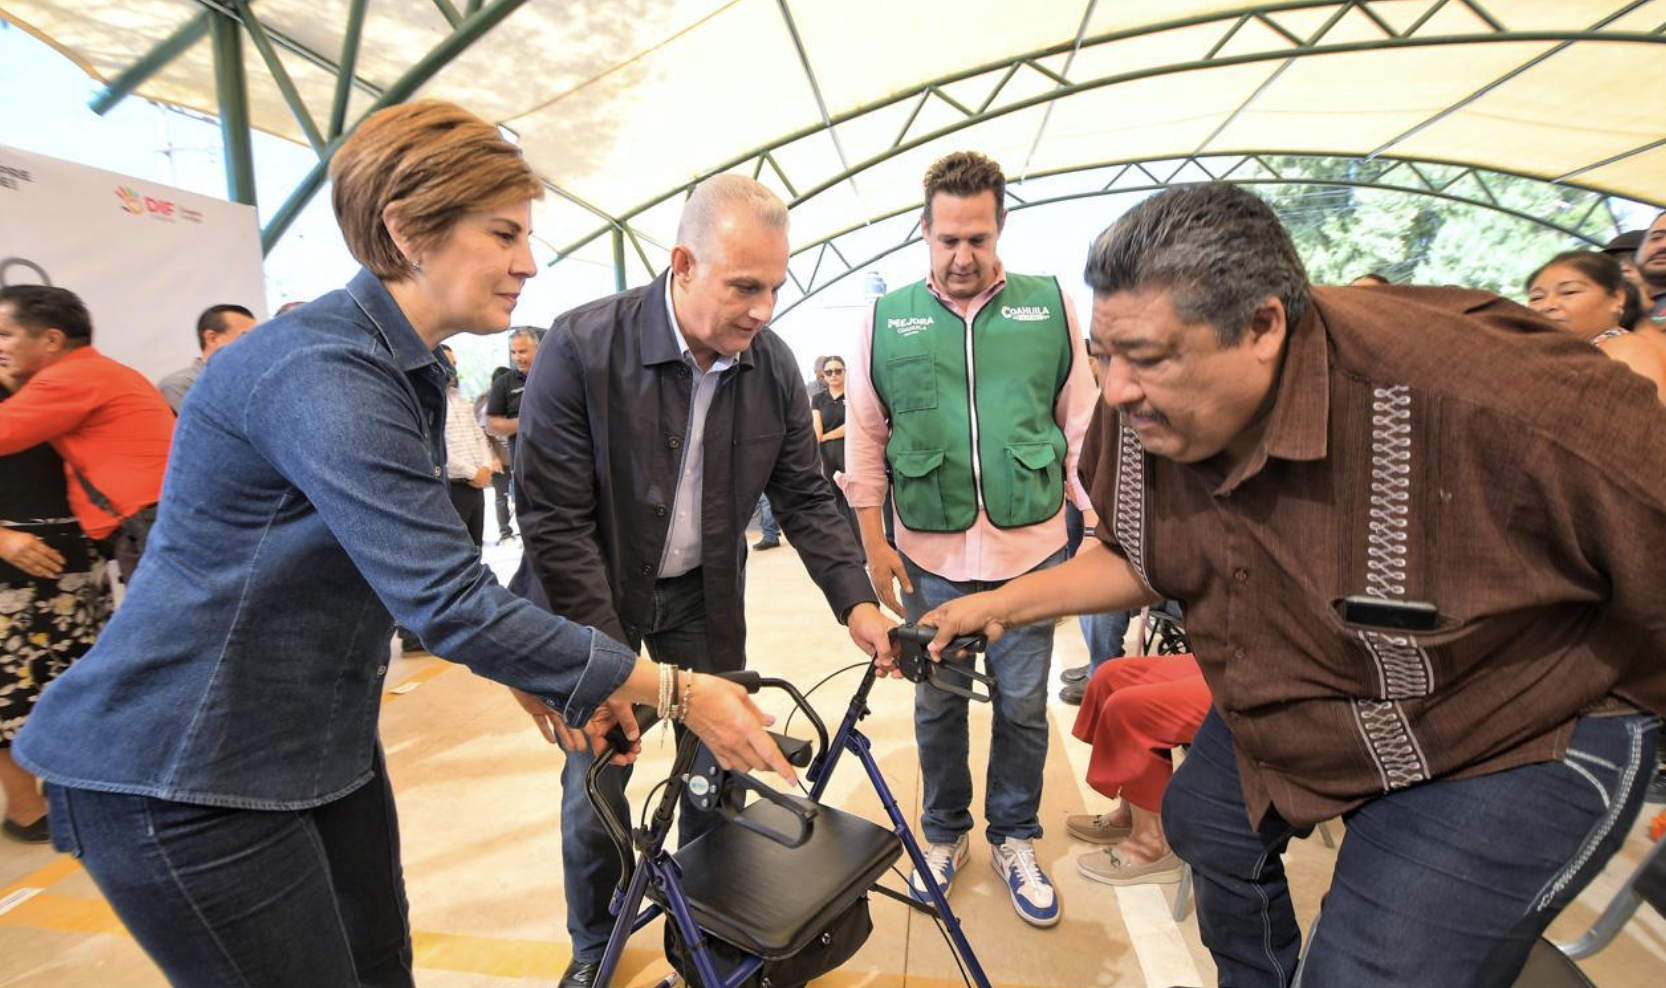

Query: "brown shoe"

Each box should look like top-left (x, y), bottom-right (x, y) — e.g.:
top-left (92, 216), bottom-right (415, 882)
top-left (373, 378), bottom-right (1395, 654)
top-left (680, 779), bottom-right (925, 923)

top-left (1077, 846), bottom-right (1184, 886)
top-left (1065, 812), bottom-right (1132, 844)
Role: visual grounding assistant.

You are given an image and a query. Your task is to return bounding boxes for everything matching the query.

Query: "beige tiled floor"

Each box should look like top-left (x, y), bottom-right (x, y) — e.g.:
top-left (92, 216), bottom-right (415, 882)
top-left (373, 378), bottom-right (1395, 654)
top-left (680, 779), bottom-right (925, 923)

top-left (2, 538), bottom-right (1663, 986)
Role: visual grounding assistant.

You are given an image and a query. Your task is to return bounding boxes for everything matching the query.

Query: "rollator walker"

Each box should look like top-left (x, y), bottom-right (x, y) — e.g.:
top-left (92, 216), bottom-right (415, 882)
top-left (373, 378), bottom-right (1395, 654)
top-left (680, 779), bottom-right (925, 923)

top-left (584, 624), bottom-right (998, 988)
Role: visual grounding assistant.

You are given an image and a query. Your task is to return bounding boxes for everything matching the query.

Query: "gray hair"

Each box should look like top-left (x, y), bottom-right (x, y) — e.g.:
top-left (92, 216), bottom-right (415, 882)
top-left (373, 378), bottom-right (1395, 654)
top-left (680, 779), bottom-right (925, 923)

top-left (1084, 183), bottom-right (1309, 346)
top-left (676, 174), bottom-right (789, 254)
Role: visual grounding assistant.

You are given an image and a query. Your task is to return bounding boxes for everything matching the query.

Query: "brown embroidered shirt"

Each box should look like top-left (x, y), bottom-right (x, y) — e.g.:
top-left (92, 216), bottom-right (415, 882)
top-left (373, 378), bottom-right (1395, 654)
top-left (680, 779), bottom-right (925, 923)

top-left (1083, 285), bottom-right (1666, 828)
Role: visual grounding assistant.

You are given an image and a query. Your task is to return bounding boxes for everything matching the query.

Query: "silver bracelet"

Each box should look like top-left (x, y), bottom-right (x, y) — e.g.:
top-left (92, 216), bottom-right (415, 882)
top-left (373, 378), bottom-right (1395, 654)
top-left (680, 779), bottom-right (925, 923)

top-left (674, 670), bottom-right (694, 723)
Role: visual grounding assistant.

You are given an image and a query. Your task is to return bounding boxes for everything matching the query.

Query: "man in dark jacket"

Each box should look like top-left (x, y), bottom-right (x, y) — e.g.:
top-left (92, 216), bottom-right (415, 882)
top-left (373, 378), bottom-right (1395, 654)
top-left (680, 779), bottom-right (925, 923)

top-left (507, 174), bottom-right (893, 988)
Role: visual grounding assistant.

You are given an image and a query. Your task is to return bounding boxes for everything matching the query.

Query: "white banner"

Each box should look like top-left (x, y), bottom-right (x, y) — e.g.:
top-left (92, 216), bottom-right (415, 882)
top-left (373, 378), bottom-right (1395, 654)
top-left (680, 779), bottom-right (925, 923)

top-left (0, 143), bottom-right (265, 383)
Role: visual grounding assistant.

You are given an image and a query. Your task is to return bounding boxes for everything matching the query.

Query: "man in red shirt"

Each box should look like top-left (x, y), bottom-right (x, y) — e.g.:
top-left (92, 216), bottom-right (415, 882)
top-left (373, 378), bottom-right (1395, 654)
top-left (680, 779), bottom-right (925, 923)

top-left (0, 286), bottom-right (173, 573)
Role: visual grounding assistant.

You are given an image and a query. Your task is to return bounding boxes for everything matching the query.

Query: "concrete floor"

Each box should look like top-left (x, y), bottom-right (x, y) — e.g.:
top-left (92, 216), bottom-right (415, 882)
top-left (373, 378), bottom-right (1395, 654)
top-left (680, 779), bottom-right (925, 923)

top-left (2, 537), bottom-right (1663, 986)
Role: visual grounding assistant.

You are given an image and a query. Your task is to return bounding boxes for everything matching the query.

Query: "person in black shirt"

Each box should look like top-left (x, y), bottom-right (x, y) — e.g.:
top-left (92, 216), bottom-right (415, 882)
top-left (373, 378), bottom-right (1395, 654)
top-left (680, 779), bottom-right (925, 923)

top-left (485, 327), bottom-right (542, 544)
top-left (810, 355), bottom-right (860, 550)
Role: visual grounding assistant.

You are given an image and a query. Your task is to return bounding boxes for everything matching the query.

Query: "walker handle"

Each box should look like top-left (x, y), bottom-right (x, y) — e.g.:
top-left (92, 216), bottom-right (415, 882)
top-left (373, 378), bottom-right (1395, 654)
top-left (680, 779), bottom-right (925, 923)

top-left (604, 704), bottom-right (659, 755)
top-left (888, 624), bottom-right (997, 702)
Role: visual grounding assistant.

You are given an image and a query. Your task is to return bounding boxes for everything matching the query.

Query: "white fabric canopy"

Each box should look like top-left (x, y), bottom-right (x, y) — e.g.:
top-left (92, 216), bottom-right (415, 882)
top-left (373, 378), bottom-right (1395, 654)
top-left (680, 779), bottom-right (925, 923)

top-left (7, 0), bottom-right (1663, 277)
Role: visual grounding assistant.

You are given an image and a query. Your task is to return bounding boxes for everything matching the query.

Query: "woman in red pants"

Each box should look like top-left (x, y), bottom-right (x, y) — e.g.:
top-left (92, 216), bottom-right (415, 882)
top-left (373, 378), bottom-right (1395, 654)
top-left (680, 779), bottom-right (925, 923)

top-left (1065, 654), bottom-right (1212, 885)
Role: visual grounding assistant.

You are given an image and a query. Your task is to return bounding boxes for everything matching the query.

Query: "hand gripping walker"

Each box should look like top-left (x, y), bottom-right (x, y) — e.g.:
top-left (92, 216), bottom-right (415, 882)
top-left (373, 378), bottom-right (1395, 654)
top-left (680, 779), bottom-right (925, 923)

top-left (582, 624), bottom-right (996, 988)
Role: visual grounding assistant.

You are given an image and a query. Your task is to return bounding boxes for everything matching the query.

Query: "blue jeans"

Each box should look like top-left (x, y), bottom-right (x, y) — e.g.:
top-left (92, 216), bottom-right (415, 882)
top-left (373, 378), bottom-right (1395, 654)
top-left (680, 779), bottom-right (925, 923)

top-left (1165, 710), bottom-right (1660, 988)
top-left (901, 548), bottom-right (1065, 845)
top-left (560, 568), bottom-right (724, 962)
top-left (1081, 609), bottom-right (1132, 673)
top-left (756, 494), bottom-right (780, 542)
top-left (46, 749), bottom-right (412, 987)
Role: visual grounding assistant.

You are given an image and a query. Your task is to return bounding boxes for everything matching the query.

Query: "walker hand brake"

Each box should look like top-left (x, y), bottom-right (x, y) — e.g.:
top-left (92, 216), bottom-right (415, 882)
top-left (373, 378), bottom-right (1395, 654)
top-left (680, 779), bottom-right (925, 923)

top-left (888, 624), bottom-right (996, 702)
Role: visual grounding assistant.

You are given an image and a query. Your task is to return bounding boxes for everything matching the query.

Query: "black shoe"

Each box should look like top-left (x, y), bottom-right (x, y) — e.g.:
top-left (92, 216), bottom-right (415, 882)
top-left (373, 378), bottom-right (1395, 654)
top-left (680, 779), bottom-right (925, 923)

top-left (3, 816), bottom-right (51, 843)
top-left (752, 539), bottom-right (780, 550)
top-left (1060, 663), bottom-right (1090, 684)
top-left (1646, 768), bottom-right (1666, 805)
top-left (1060, 680), bottom-right (1085, 705)
top-left (558, 959), bottom-right (602, 988)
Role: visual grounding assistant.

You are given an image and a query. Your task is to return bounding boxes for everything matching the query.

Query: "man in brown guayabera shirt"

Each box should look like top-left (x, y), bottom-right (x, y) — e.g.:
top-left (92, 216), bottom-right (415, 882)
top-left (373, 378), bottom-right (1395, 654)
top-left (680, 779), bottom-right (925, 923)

top-left (921, 183), bottom-right (1663, 988)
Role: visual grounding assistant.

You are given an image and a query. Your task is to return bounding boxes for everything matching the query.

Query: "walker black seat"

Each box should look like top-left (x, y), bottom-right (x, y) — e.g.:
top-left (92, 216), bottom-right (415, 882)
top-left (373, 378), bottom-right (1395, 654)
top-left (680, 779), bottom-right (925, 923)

top-left (661, 799), bottom-right (901, 960)
top-left (588, 661), bottom-right (993, 988)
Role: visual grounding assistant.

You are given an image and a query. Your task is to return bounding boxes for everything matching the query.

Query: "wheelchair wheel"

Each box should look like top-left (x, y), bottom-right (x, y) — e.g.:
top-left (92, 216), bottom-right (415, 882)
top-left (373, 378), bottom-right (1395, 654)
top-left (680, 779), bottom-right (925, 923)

top-left (1142, 612), bottom-right (1191, 656)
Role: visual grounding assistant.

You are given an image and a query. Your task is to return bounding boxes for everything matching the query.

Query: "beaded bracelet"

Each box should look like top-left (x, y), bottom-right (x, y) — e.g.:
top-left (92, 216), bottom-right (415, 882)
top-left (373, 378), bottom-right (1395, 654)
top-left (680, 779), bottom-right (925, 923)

top-left (673, 669), bottom-right (694, 723)
top-left (656, 662), bottom-right (673, 721)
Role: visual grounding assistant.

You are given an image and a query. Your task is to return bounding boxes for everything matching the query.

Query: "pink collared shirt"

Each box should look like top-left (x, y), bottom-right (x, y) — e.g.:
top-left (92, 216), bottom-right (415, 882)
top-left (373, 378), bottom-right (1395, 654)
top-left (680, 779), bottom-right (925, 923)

top-left (843, 265), bottom-right (1098, 582)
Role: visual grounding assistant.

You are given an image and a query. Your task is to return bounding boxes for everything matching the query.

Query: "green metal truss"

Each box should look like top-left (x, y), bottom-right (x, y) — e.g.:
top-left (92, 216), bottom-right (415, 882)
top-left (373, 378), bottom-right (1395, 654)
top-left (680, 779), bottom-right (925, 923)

top-left (86, 0), bottom-right (627, 253)
top-left (77, 0), bottom-right (1666, 266)
top-left (547, 0), bottom-right (1665, 290)
top-left (767, 151), bottom-right (1642, 320)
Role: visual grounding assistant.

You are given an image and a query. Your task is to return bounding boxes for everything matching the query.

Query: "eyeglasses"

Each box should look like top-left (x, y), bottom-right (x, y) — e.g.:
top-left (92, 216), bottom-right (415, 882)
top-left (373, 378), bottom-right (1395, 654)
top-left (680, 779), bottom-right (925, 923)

top-left (825, 367), bottom-right (845, 375)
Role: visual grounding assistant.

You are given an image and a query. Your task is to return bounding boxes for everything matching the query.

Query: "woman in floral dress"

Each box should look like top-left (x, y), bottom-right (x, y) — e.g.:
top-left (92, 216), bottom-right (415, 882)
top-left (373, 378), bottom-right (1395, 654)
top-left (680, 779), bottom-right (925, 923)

top-left (0, 377), bottom-right (111, 842)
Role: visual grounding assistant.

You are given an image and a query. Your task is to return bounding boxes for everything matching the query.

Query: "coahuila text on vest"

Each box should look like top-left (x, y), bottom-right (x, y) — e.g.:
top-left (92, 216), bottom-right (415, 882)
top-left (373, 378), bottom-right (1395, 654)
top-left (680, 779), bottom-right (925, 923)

top-left (870, 273), bottom-right (1074, 532)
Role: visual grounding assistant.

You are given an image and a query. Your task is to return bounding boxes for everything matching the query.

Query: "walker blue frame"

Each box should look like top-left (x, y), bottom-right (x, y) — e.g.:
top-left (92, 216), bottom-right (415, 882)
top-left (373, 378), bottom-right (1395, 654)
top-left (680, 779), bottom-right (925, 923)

top-left (586, 664), bottom-right (993, 988)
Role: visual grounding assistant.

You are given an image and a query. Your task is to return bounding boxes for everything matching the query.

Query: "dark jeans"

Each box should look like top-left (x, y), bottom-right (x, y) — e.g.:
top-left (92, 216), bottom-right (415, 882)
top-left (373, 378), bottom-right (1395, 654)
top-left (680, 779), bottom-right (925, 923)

top-left (559, 568), bottom-right (725, 962)
top-left (1165, 710), bottom-right (1659, 988)
top-left (46, 749), bottom-right (412, 987)
top-left (755, 494), bottom-right (780, 543)
top-left (492, 470), bottom-right (513, 539)
top-left (447, 480), bottom-right (485, 549)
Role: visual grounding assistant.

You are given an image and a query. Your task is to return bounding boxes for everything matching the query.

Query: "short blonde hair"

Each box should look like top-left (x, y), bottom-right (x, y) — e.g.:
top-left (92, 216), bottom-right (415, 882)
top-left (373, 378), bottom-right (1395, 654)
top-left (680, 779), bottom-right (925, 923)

top-left (331, 100), bottom-right (543, 279)
top-left (676, 174), bottom-right (788, 254)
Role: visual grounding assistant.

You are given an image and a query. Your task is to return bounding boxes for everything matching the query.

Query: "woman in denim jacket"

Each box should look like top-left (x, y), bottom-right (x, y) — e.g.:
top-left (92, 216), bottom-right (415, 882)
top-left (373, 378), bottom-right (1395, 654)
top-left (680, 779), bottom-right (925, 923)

top-left (15, 101), bottom-right (794, 988)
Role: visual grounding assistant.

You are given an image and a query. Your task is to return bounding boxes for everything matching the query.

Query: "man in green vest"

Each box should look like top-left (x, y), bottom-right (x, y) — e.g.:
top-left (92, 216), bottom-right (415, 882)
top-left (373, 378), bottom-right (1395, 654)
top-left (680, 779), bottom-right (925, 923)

top-left (844, 151), bottom-right (1099, 927)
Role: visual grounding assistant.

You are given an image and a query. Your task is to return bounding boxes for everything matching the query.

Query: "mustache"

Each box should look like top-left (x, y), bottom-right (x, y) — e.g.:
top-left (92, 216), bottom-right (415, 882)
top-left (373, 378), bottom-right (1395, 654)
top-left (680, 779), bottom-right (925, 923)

top-left (1119, 403), bottom-right (1169, 425)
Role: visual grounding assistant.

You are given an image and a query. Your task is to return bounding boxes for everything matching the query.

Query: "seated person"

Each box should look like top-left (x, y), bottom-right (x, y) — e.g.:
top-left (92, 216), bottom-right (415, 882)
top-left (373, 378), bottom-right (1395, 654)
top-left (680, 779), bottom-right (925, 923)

top-left (1066, 653), bottom-right (1211, 886)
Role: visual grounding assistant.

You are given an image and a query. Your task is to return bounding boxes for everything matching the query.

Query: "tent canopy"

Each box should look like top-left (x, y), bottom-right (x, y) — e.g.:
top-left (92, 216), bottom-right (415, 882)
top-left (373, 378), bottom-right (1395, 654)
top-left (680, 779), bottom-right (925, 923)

top-left (8, 0), bottom-right (1663, 288)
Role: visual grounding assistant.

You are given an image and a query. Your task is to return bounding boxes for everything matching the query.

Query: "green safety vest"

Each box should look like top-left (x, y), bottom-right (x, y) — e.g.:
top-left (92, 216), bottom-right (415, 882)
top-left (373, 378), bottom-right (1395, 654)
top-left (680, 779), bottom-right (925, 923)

top-left (870, 273), bottom-right (1073, 532)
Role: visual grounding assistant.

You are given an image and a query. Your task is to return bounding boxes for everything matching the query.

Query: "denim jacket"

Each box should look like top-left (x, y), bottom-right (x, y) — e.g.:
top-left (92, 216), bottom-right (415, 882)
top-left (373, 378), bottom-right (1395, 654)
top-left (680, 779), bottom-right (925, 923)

top-left (15, 270), bottom-right (636, 810)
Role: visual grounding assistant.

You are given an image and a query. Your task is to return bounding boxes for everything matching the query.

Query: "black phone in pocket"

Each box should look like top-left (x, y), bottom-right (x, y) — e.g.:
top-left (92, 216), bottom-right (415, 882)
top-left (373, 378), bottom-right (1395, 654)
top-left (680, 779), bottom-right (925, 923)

top-left (1335, 595), bottom-right (1439, 631)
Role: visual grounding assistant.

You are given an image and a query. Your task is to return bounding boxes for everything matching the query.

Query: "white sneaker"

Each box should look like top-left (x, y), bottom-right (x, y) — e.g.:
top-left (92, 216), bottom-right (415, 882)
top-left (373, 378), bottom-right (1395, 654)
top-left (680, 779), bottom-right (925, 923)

top-left (990, 838), bottom-right (1060, 927)
top-left (907, 833), bottom-right (970, 903)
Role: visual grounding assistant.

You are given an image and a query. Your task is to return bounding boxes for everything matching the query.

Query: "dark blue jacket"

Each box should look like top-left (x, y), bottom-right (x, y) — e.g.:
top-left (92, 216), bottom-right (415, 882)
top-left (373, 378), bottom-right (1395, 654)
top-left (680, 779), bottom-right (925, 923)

top-left (509, 272), bottom-right (874, 671)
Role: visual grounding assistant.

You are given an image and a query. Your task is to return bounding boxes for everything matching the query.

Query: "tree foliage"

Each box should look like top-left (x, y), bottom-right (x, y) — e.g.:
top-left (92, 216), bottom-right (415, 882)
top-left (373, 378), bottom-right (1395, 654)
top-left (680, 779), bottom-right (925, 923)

top-left (1249, 156), bottom-right (1623, 298)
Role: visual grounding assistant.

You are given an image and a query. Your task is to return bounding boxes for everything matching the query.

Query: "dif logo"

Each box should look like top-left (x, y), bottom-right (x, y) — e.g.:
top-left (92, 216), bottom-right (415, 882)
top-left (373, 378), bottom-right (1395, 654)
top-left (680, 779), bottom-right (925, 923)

top-left (116, 185), bottom-right (176, 218)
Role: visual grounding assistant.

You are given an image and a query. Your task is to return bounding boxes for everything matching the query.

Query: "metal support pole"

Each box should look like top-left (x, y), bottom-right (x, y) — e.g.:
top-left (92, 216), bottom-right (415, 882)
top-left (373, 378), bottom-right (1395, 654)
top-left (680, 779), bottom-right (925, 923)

top-left (209, 10), bottom-right (257, 207)
top-left (611, 227), bottom-right (626, 292)
top-left (260, 0), bottom-right (530, 254)
top-left (431, 0), bottom-right (463, 28)
top-left (232, 0), bottom-right (325, 154)
top-left (89, 13), bottom-right (212, 114)
top-left (329, 0), bottom-right (370, 139)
